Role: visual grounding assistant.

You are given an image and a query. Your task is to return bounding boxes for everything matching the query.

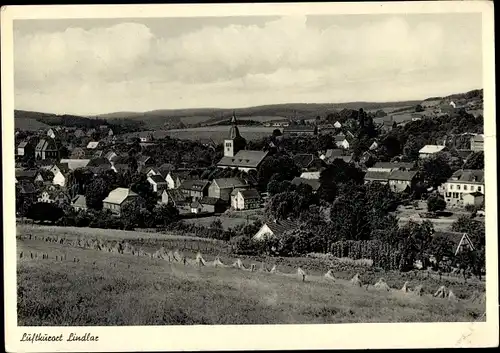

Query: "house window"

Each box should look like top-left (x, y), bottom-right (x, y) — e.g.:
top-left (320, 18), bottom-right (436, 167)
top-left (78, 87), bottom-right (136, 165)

top-left (453, 192), bottom-right (459, 198)
top-left (463, 185), bottom-right (468, 191)
top-left (478, 186), bottom-right (482, 192)
top-left (446, 192), bottom-right (451, 197)
top-left (450, 185), bottom-right (454, 190)
top-left (471, 186), bottom-right (475, 191)
top-left (456, 185), bottom-right (461, 190)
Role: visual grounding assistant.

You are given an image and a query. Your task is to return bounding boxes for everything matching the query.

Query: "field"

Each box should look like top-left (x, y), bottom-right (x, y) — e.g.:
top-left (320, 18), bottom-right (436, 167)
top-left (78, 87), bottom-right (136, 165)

top-left (164, 126), bottom-right (276, 142)
top-left (183, 215), bottom-right (255, 230)
top-left (16, 225), bottom-right (485, 325)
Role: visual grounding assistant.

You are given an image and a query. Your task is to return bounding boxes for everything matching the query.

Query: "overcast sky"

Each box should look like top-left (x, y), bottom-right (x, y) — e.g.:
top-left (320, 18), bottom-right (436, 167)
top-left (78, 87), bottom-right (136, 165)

top-left (14, 14), bottom-right (482, 115)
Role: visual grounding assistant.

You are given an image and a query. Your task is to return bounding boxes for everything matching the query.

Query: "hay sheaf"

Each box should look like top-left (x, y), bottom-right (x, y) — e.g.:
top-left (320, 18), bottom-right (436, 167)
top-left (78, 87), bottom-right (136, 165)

top-left (374, 278), bottom-right (391, 292)
top-left (212, 256), bottom-right (226, 268)
top-left (350, 273), bottom-right (363, 287)
top-left (232, 259), bottom-right (246, 270)
top-left (324, 270), bottom-right (336, 281)
top-left (433, 285), bottom-right (448, 298)
top-left (401, 281), bottom-right (410, 293)
top-left (195, 252), bottom-right (206, 266)
top-left (412, 285), bottom-right (423, 296)
top-left (269, 265), bottom-right (278, 274)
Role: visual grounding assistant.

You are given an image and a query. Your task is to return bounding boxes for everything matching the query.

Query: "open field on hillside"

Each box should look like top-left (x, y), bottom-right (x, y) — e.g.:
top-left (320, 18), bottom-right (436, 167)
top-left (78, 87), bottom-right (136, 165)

top-left (183, 215), bottom-right (256, 230)
top-left (17, 237), bottom-right (485, 326)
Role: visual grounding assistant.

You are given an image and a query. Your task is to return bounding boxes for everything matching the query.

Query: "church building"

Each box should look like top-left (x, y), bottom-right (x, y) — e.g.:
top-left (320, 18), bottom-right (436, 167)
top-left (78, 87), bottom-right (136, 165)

top-left (217, 112), bottom-right (269, 172)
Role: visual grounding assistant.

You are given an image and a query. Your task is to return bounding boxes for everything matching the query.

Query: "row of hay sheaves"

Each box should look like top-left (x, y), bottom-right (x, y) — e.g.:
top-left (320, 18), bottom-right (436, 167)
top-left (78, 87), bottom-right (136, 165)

top-left (20, 233), bottom-right (486, 304)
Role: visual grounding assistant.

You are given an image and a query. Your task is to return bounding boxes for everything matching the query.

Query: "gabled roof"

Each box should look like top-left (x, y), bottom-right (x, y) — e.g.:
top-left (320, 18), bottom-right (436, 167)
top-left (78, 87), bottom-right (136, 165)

top-left (164, 189), bottom-right (188, 203)
top-left (104, 151), bottom-right (118, 161)
top-left (300, 171), bottom-right (321, 180)
top-left (180, 179), bottom-right (210, 192)
top-left (432, 231), bottom-right (475, 255)
top-left (466, 191), bottom-right (484, 197)
top-left (419, 145), bottom-right (446, 154)
top-left (364, 171), bottom-right (391, 181)
top-left (71, 194), bottom-right (87, 208)
top-left (190, 201), bottom-right (202, 208)
top-left (471, 134), bottom-right (484, 142)
top-left (293, 154), bottom-right (316, 169)
top-left (16, 169), bottom-right (38, 179)
top-left (291, 177), bottom-right (321, 191)
top-left (449, 169), bottom-right (484, 183)
top-left (334, 134), bottom-right (347, 142)
top-left (236, 188), bottom-right (260, 199)
top-left (19, 182), bottom-right (37, 194)
top-left (18, 141), bottom-right (28, 148)
top-left (263, 219), bottom-right (299, 237)
top-left (217, 150), bottom-right (269, 169)
top-left (54, 163), bottom-right (70, 174)
top-left (148, 174), bottom-right (167, 184)
top-left (388, 170), bottom-right (418, 181)
top-left (102, 188), bottom-right (138, 205)
top-left (113, 164), bottom-right (132, 173)
top-left (324, 149), bottom-right (344, 158)
top-left (212, 177), bottom-right (247, 189)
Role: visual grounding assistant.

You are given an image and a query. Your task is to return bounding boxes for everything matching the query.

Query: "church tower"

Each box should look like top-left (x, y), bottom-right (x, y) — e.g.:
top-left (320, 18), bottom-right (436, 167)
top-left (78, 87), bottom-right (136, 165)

top-left (224, 111), bottom-right (247, 157)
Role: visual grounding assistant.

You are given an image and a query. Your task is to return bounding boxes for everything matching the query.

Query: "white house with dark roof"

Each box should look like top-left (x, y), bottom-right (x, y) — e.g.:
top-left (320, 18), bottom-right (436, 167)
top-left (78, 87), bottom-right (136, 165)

top-left (334, 134), bottom-right (350, 149)
top-left (388, 170), bottom-right (418, 192)
top-left (368, 162), bottom-right (415, 173)
top-left (231, 188), bottom-right (261, 210)
top-left (179, 179), bottom-right (210, 201)
top-left (441, 169), bottom-right (484, 208)
top-left (102, 188), bottom-right (140, 216)
top-left (60, 158), bottom-right (91, 171)
top-left (470, 134), bottom-right (484, 152)
top-left (208, 178), bottom-right (248, 202)
top-left (71, 194), bottom-right (88, 212)
top-left (147, 174), bottom-right (168, 193)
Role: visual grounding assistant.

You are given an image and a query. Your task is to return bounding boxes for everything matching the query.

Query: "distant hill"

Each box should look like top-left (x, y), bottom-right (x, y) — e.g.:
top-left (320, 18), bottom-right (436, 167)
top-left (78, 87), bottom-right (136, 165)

top-left (15, 117), bottom-right (50, 131)
top-left (422, 89), bottom-right (483, 102)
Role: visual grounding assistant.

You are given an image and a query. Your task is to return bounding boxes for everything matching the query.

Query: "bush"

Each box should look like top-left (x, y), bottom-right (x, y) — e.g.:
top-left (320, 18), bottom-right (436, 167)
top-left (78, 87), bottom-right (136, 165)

top-left (464, 204), bottom-right (477, 214)
top-left (26, 202), bottom-right (64, 224)
top-left (427, 194), bottom-right (446, 212)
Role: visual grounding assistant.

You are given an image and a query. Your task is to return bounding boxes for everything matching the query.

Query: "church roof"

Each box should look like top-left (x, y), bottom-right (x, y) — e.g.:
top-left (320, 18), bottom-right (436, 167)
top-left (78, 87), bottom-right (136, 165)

top-left (218, 150), bottom-right (269, 169)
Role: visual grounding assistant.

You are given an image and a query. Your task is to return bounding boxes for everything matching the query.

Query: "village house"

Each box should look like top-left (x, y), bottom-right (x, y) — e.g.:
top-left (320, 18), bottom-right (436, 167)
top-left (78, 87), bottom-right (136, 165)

top-left (17, 139), bottom-right (36, 158)
top-left (160, 189), bottom-right (189, 208)
top-left (217, 114), bottom-right (269, 172)
top-left (253, 219), bottom-right (299, 241)
top-left (364, 171), bottom-right (390, 184)
top-left (71, 195), bottom-right (88, 212)
top-left (69, 147), bottom-right (87, 159)
top-left (230, 188), bottom-right (261, 211)
top-left (334, 134), bottom-right (350, 149)
top-left (190, 201), bottom-right (203, 214)
top-left (18, 182), bottom-right (37, 202)
top-left (179, 179), bottom-right (210, 201)
top-left (199, 196), bottom-right (227, 214)
top-left (35, 138), bottom-right (59, 160)
top-left (139, 131), bottom-right (154, 143)
top-left (147, 174), bottom-right (168, 194)
top-left (102, 188), bottom-right (140, 216)
top-left (166, 170), bottom-right (192, 189)
top-left (37, 190), bottom-right (54, 203)
top-left (299, 171), bottom-right (321, 180)
top-left (47, 128), bottom-right (57, 139)
top-left (15, 169), bottom-right (37, 184)
top-left (441, 169), bottom-right (484, 208)
top-left (318, 124), bottom-right (336, 135)
top-left (51, 163), bottom-right (70, 187)
top-left (419, 145), bottom-right (447, 159)
top-left (104, 151), bottom-right (118, 162)
top-left (369, 141), bottom-right (379, 150)
top-left (74, 129), bottom-right (85, 138)
top-left (93, 150), bottom-right (104, 158)
top-left (432, 231), bottom-right (475, 256)
top-left (34, 169), bottom-right (54, 184)
top-left (283, 125), bottom-right (317, 137)
top-left (293, 154), bottom-right (326, 172)
top-left (86, 128), bottom-right (97, 137)
top-left (137, 155), bottom-right (155, 173)
top-left (208, 178), bottom-right (248, 202)
top-left (387, 170), bottom-right (418, 193)
top-left (470, 134), bottom-right (484, 152)
top-left (334, 121), bottom-right (342, 129)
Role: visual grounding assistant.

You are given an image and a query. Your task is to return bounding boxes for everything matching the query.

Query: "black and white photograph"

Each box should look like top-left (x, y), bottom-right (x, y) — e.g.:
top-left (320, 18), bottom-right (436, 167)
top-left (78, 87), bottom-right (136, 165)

top-left (2, 1), bottom-right (498, 351)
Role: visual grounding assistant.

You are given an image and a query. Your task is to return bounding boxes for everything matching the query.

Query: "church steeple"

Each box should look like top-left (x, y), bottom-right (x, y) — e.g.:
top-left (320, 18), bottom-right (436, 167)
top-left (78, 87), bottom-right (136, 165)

top-left (224, 110), bottom-right (247, 157)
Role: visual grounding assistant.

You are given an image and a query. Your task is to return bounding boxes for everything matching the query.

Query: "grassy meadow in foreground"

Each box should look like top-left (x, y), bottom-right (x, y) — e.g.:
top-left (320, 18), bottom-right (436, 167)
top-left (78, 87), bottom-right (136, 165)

top-left (17, 236), bottom-right (485, 326)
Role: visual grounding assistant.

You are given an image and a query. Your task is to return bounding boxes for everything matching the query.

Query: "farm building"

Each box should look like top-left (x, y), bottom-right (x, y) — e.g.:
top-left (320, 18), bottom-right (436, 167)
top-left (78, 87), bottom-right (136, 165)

top-left (18, 182), bottom-right (37, 201)
top-left (388, 170), bottom-right (418, 193)
top-left (47, 128), bottom-right (57, 139)
top-left (253, 219), bottom-right (299, 241)
top-left (35, 138), bottom-right (59, 160)
top-left (69, 147), bottom-right (87, 159)
top-left (17, 139), bottom-right (36, 158)
top-left (74, 129), bottom-right (85, 138)
top-left (179, 179), bottom-right (210, 201)
top-left (419, 145), bottom-right (447, 159)
top-left (441, 169), bottom-right (484, 208)
top-left (34, 170), bottom-right (54, 184)
top-left (15, 169), bottom-right (37, 183)
top-left (147, 174), bottom-right (168, 193)
top-left (139, 131), bottom-right (154, 142)
top-left (71, 195), bottom-right (88, 212)
top-left (368, 162), bottom-right (415, 173)
top-left (230, 188), bottom-right (261, 210)
top-left (462, 192), bottom-right (485, 208)
top-left (190, 201), bottom-right (203, 214)
top-left (364, 171), bottom-right (390, 184)
top-left (300, 171), bottom-right (321, 180)
top-left (102, 188), bottom-right (140, 216)
top-left (104, 151), bottom-right (118, 162)
top-left (166, 171), bottom-right (190, 189)
top-left (50, 163), bottom-right (70, 187)
top-left (334, 134), bottom-right (350, 149)
top-left (208, 178), bottom-right (248, 202)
